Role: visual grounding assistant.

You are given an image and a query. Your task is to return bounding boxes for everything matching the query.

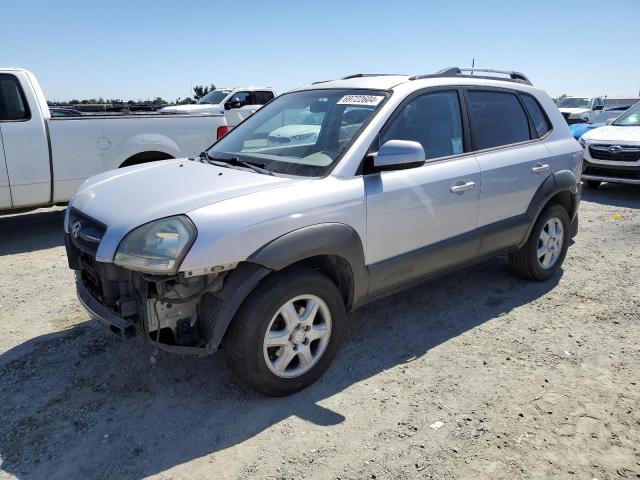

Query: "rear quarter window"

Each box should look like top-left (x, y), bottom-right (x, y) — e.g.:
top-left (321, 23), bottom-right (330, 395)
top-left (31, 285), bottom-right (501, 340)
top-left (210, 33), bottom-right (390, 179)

top-left (467, 90), bottom-right (531, 150)
top-left (520, 93), bottom-right (551, 138)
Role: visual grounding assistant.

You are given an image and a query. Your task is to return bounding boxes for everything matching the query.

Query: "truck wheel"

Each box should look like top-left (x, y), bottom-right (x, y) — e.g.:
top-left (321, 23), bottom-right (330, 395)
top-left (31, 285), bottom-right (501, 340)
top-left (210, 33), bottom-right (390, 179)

top-left (508, 204), bottom-right (570, 281)
top-left (223, 266), bottom-right (346, 396)
top-left (585, 180), bottom-right (601, 189)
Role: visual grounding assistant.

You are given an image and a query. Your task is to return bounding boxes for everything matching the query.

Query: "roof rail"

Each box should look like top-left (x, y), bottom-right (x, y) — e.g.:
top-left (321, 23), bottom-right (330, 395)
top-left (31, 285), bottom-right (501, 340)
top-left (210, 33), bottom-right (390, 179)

top-left (410, 67), bottom-right (532, 86)
top-left (341, 73), bottom-right (403, 80)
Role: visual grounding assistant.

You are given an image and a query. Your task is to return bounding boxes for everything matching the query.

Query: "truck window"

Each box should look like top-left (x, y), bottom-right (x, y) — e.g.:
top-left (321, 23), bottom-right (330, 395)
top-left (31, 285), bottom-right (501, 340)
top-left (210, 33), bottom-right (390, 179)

top-left (231, 91), bottom-right (251, 106)
top-left (467, 90), bottom-right (532, 149)
top-left (0, 74), bottom-right (30, 121)
top-left (254, 91), bottom-right (275, 104)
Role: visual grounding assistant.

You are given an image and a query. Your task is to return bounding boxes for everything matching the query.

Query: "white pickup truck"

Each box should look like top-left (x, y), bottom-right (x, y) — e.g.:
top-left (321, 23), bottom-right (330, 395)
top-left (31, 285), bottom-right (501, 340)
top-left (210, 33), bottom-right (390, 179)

top-left (159, 87), bottom-right (276, 127)
top-left (0, 68), bottom-right (228, 212)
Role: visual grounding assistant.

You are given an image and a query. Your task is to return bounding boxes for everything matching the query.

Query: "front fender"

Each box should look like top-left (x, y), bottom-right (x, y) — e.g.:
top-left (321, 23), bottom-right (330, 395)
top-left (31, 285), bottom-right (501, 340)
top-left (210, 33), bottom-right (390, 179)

top-left (248, 222), bottom-right (368, 308)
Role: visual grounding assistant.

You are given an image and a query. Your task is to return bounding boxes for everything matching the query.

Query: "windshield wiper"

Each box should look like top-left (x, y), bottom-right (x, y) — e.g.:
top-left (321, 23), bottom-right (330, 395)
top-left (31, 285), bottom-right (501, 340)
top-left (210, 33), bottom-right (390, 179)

top-left (199, 151), bottom-right (274, 176)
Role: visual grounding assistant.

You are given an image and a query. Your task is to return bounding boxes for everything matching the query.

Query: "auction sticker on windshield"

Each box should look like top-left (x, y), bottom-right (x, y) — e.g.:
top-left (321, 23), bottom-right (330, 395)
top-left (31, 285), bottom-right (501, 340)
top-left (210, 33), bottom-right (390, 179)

top-left (337, 95), bottom-right (385, 106)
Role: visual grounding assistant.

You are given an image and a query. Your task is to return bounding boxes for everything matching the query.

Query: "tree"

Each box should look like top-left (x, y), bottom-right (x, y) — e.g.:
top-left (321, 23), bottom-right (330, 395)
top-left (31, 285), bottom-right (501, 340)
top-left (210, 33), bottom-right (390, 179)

top-left (193, 84), bottom-right (216, 100)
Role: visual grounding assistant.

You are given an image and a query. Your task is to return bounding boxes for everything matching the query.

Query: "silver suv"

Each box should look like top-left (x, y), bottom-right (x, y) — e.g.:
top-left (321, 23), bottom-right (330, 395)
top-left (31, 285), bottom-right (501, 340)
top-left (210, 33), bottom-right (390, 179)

top-left (65, 67), bottom-right (583, 396)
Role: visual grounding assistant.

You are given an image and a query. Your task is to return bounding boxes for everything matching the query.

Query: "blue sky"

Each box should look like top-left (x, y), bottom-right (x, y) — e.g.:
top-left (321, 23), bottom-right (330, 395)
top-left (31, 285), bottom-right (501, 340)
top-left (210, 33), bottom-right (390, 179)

top-left (2, 0), bottom-right (639, 101)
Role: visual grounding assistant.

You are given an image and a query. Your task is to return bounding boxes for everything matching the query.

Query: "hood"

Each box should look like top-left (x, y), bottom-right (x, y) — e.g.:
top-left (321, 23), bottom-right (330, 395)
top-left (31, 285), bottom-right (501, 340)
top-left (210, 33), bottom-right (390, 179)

top-left (159, 104), bottom-right (223, 114)
top-left (269, 124), bottom-right (321, 138)
top-left (70, 159), bottom-right (301, 261)
top-left (581, 125), bottom-right (640, 142)
top-left (570, 122), bottom-right (603, 139)
top-left (558, 108), bottom-right (589, 115)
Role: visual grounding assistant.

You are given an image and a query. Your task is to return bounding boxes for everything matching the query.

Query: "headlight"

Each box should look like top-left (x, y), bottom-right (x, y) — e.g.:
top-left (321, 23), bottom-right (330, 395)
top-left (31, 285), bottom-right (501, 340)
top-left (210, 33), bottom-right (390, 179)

top-left (578, 137), bottom-right (587, 149)
top-left (114, 215), bottom-right (196, 274)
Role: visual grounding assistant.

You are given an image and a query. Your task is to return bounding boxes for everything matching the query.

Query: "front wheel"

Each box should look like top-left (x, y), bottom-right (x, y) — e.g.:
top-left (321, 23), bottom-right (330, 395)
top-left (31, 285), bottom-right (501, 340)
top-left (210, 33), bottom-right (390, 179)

top-left (509, 204), bottom-right (570, 281)
top-left (223, 266), bottom-right (346, 396)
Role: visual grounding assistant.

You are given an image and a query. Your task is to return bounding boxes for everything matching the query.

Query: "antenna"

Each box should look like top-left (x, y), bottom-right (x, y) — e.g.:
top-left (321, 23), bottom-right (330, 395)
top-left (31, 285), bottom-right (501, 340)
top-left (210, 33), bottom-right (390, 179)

top-left (471, 58), bottom-right (475, 75)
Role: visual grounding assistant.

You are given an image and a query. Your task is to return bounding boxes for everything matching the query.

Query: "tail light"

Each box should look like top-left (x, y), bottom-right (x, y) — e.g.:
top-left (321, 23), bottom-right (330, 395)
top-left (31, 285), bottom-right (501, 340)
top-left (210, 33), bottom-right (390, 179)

top-left (216, 125), bottom-right (229, 140)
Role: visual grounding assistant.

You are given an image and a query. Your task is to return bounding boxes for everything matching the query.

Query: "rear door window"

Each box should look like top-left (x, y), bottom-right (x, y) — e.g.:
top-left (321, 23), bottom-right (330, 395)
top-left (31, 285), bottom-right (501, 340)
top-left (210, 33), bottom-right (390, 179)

top-left (520, 93), bottom-right (551, 138)
top-left (254, 91), bottom-right (275, 104)
top-left (467, 90), bottom-right (532, 150)
top-left (0, 74), bottom-right (30, 121)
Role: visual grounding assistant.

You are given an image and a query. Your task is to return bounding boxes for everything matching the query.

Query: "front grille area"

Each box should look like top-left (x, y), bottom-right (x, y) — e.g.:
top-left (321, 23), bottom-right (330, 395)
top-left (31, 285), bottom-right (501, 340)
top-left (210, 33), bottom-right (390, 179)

top-left (589, 145), bottom-right (640, 162)
top-left (68, 208), bottom-right (106, 255)
top-left (584, 165), bottom-right (640, 180)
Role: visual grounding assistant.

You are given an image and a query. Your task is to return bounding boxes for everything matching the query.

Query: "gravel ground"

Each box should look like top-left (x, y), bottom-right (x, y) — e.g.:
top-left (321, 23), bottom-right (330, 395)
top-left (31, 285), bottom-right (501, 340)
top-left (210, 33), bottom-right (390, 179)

top-left (0, 185), bottom-right (639, 480)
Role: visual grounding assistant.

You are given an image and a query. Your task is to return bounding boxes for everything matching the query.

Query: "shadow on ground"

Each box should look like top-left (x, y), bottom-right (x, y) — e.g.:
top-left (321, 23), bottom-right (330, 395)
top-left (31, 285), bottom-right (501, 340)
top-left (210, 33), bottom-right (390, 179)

top-left (0, 208), bottom-right (65, 256)
top-left (582, 182), bottom-right (640, 209)
top-left (0, 258), bottom-right (561, 479)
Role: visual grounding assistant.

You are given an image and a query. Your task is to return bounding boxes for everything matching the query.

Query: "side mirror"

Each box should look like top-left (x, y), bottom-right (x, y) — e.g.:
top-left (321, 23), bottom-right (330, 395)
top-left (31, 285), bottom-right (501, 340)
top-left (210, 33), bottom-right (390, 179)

top-left (225, 97), bottom-right (242, 110)
top-left (605, 117), bottom-right (615, 125)
top-left (373, 140), bottom-right (425, 171)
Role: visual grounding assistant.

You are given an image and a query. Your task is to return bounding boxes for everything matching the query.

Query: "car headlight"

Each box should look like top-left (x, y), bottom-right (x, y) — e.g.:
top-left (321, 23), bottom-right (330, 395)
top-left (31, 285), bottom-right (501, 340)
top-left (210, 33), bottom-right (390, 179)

top-left (114, 215), bottom-right (196, 274)
top-left (578, 137), bottom-right (587, 149)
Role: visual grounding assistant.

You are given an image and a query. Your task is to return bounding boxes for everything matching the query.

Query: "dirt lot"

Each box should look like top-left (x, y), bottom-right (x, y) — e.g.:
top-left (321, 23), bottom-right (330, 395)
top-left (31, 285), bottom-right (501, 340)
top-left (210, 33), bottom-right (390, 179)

top-left (0, 185), bottom-right (639, 480)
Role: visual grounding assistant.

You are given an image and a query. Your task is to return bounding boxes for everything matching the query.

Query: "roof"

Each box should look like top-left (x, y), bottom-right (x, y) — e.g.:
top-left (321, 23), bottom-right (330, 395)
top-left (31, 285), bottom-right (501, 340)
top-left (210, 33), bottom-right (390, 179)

top-left (294, 67), bottom-right (537, 92)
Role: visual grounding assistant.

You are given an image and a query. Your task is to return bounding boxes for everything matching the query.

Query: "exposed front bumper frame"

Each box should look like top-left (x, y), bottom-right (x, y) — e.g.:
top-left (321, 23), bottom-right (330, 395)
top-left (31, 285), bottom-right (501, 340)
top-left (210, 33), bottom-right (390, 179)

top-left (76, 273), bottom-right (137, 338)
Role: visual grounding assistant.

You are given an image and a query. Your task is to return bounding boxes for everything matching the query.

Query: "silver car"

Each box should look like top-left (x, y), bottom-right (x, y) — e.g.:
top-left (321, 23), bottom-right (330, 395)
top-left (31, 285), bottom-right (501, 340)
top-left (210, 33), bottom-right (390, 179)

top-left (66, 67), bottom-right (583, 396)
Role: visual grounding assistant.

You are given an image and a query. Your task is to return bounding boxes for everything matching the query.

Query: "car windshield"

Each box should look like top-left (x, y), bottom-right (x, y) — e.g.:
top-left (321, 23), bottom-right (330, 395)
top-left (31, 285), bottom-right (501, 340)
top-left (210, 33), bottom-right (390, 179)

top-left (613, 103), bottom-right (640, 126)
top-left (207, 89), bottom-right (388, 176)
top-left (590, 107), bottom-right (628, 123)
top-left (556, 98), bottom-right (590, 109)
top-left (197, 90), bottom-right (231, 105)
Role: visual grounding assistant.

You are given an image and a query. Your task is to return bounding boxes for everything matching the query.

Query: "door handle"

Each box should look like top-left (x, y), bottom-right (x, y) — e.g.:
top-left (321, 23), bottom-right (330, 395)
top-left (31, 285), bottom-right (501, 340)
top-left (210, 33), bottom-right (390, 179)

top-left (450, 181), bottom-right (476, 193)
top-left (531, 163), bottom-right (550, 173)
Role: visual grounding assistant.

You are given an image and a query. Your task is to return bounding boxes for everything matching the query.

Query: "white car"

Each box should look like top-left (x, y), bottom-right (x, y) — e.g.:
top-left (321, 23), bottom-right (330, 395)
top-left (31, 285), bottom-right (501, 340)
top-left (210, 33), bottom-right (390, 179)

top-left (580, 102), bottom-right (640, 188)
top-left (556, 96), bottom-right (605, 124)
top-left (66, 67), bottom-right (582, 396)
top-left (160, 87), bottom-right (276, 127)
top-left (0, 68), bottom-right (227, 212)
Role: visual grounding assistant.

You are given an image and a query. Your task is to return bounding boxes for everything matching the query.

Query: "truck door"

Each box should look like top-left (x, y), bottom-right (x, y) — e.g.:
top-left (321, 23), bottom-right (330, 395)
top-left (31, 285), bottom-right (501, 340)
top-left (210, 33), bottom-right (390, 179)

top-left (0, 72), bottom-right (51, 208)
top-left (0, 128), bottom-right (11, 209)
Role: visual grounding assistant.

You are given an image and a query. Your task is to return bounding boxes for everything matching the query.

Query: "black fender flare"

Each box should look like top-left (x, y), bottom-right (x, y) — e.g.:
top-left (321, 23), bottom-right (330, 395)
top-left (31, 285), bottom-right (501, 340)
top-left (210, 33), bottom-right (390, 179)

top-left (203, 223), bottom-right (367, 351)
top-left (248, 222), bottom-right (368, 308)
top-left (518, 169), bottom-right (579, 248)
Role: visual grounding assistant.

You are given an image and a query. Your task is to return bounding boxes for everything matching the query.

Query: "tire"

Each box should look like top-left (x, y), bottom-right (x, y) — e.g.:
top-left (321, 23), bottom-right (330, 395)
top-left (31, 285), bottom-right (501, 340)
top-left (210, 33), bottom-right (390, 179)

top-left (223, 266), bottom-right (346, 396)
top-left (585, 180), bottom-right (601, 189)
top-left (508, 204), bottom-right (570, 281)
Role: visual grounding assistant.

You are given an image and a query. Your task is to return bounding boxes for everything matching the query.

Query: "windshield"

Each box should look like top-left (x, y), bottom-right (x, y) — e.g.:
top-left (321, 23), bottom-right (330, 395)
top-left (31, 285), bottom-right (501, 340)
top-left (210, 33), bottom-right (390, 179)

top-left (613, 103), bottom-right (640, 126)
top-left (208, 89), bottom-right (388, 176)
top-left (590, 107), bottom-right (628, 124)
top-left (197, 90), bottom-right (232, 105)
top-left (556, 98), bottom-right (590, 109)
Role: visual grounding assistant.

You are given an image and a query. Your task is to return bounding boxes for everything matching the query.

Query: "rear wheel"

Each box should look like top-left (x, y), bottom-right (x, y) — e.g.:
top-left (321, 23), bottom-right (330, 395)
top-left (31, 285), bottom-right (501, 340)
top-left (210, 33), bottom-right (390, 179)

top-left (223, 266), bottom-right (346, 396)
top-left (585, 179), bottom-right (601, 189)
top-left (509, 204), bottom-right (570, 281)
